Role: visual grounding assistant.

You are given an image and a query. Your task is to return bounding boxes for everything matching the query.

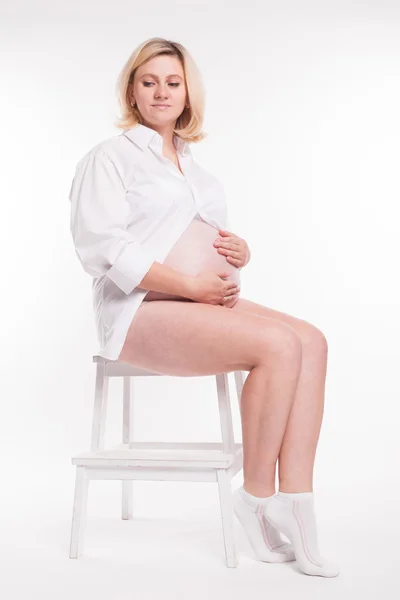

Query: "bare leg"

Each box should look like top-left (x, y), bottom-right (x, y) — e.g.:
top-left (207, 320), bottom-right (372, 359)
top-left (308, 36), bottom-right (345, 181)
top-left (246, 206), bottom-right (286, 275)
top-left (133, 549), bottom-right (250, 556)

top-left (277, 336), bottom-right (327, 493)
top-left (230, 298), bottom-right (328, 493)
top-left (118, 300), bottom-right (303, 498)
top-left (239, 357), bottom-right (303, 498)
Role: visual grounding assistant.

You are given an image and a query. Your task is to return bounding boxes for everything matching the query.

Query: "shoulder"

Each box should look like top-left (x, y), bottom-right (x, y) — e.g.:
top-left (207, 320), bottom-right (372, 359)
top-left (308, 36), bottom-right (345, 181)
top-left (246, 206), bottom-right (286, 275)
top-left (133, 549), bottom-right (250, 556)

top-left (75, 132), bottom-right (135, 168)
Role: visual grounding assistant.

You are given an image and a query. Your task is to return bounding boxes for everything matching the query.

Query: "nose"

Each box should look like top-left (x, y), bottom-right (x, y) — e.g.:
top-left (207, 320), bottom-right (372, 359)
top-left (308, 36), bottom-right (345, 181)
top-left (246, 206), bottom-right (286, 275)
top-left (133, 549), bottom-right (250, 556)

top-left (155, 85), bottom-right (170, 100)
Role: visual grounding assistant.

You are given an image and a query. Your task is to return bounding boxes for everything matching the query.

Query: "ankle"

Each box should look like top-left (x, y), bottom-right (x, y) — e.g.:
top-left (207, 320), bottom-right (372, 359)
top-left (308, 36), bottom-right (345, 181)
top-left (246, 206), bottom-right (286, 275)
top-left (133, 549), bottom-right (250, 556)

top-left (278, 488), bottom-right (313, 494)
top-left (278, 482), bottom-right (313, 494)
top-left (243, 482), bottom-right (276, 498)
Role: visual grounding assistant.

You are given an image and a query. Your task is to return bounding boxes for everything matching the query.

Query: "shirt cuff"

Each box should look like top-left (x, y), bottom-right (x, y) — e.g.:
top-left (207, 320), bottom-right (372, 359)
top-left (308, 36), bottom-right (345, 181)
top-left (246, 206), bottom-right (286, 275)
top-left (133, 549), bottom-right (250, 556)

top-left (106, 242), bottom-right (156, 295)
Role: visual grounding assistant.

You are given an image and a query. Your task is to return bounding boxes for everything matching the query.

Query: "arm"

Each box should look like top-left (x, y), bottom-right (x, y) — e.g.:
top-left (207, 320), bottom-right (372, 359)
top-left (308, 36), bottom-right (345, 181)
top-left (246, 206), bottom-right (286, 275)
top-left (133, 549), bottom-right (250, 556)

top-left (69, 149), bottom-right (193, 297)
top-left (138, 262), bottom-right (193, 296)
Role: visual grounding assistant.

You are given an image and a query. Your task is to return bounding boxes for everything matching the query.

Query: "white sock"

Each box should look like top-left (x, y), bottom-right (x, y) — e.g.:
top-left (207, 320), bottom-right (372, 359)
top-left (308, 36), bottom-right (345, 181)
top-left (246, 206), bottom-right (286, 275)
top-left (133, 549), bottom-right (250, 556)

top-left (233, 486), bottom-right (296, 563)
top-left (263, 490), bottom-right (340, 577)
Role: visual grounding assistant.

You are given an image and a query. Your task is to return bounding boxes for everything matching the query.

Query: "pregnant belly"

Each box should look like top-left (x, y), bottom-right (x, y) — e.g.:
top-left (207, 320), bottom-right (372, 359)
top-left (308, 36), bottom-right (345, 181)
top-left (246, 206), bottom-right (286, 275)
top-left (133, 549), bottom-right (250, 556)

top-left (142, 217), bottom-right (241, 302)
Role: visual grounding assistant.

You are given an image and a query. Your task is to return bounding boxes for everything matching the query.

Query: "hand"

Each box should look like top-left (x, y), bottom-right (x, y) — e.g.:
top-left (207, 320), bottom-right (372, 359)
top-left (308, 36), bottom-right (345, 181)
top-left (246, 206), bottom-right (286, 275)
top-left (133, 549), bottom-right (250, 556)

top-left (184, 271), bottom-right (240, 305)
top-left (213, 229), bottom-right (251, 269)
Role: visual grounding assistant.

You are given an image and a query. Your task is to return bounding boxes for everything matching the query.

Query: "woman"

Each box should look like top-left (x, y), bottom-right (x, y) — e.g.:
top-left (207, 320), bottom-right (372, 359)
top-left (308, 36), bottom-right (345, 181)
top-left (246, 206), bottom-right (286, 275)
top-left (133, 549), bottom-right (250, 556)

top-left (69, 37), bottom-right (339, 578)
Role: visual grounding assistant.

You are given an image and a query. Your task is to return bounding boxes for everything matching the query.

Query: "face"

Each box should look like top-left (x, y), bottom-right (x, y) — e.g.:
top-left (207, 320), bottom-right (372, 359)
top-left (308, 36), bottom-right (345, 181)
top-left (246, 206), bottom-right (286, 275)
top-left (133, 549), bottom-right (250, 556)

top-left (130, 54), bottom-right (188, 129)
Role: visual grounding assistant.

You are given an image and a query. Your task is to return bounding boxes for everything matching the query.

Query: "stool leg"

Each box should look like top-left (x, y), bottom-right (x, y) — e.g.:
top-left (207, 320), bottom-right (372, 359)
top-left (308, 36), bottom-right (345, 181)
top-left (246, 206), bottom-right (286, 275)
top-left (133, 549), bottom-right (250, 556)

top-left (122, 481), bottom-right (133, 520)
top-left (216, 373), bottom-right (235, 454)
top-left (91, 362), bottom-right (109, 451)
top-left (122, 376), bottom-right (133, 520)
top-left (216, 469), bottom-right (238, 568)
top-left (234, 370), bottom-right (245, 414)
top-left (69, 466), bottom-right (90, 558)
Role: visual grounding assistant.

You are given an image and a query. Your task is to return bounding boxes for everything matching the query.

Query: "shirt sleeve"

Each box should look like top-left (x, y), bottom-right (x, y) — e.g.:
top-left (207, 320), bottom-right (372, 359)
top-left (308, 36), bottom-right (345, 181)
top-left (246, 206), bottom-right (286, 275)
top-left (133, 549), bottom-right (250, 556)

top-left (69, 149), bottom-right (156, 295)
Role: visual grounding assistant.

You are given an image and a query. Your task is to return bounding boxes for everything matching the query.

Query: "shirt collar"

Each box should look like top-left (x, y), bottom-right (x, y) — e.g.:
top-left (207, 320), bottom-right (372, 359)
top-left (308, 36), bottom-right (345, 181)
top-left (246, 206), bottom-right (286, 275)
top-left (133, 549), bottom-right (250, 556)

top-left (123, 123), bottom-right (191, 157)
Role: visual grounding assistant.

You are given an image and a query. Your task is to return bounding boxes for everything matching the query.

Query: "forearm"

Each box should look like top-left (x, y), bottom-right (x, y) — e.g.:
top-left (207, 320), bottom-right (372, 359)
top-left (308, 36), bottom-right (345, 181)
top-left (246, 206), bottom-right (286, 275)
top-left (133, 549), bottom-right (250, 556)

top-left (137, 261), bottom-right (193, 297)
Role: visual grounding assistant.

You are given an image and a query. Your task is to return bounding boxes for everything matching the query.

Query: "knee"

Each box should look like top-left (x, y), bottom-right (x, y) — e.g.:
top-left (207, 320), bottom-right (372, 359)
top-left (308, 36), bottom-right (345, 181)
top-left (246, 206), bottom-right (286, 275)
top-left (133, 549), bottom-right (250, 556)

top-left (259, 323), bottom-right (303, 365)
top-left (301, 322), bottom-right (328, 358)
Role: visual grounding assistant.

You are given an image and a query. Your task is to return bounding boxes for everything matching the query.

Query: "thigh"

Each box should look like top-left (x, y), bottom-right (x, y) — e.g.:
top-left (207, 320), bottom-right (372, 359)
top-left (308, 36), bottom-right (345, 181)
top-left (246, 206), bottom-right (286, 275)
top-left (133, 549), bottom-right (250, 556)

top-left (230, 297), bottom-right (326, 346)
top-left (118, 299), bottom-right (300, 377)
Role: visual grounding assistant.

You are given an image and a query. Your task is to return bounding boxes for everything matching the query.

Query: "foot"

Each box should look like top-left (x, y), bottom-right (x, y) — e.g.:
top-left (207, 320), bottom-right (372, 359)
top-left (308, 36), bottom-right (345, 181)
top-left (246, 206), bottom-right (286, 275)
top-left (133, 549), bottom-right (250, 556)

top-left (233, 488), bottom-right (296, 563)
top-left (263, 491), bottom-right (340, 577)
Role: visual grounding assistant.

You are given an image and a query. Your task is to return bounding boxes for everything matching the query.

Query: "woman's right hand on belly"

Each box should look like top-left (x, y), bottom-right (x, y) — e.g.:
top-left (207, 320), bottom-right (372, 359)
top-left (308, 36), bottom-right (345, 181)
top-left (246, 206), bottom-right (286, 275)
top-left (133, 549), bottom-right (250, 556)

top-left (184, 271), bottom-right (241, 306)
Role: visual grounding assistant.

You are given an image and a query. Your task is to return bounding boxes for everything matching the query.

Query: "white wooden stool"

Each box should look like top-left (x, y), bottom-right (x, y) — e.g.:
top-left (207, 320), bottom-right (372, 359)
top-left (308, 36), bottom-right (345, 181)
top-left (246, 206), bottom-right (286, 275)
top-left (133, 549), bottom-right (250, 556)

top-left (69, 355), bottom-right (245, 568)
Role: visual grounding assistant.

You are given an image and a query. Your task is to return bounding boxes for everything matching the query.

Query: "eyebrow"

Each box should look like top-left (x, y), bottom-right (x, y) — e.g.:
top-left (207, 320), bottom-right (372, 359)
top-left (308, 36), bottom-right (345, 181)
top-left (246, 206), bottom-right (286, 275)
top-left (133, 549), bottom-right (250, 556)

top-left (139, 73), bottom-right (183, 80)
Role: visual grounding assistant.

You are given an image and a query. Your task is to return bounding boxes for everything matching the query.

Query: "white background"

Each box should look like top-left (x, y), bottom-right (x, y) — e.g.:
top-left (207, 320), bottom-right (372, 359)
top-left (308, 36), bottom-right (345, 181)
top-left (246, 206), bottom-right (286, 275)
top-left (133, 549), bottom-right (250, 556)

top-left (1, 0), bottom-right (399, 598)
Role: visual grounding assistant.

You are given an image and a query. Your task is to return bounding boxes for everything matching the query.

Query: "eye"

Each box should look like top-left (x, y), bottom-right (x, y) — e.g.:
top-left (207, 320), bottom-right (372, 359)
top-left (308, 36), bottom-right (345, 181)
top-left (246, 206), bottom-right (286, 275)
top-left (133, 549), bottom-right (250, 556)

top-left (143, 82), bottom-right (180, 87)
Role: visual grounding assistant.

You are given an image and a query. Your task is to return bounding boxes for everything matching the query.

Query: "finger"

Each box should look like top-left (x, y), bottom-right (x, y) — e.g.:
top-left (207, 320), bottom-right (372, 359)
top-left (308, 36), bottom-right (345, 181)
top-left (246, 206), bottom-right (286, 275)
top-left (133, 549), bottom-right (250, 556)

top-left (222, 292), bottom-right (239, 303)
top-left (226, 255), bottom-right (242, 266)
top-left (225, 289), bottom-right (239, 298)
top-left (225, 283), bottom-right (240, 294)
top-left (217, 248), bottom-right (238, 257)
top-left (226, 278), bottom-right (239, 288)
top-left (216, 242), bottom-right (240, 250)
top-left (215, 239), bottom-right (240, 247)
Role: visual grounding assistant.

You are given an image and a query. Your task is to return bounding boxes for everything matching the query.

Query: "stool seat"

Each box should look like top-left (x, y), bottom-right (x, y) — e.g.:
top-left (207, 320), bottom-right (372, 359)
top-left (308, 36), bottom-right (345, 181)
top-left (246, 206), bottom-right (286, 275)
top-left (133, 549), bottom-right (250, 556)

top-left (72, 441), bottom-right (243, 469)
top-left (69, 355), bottom-right (246, 568)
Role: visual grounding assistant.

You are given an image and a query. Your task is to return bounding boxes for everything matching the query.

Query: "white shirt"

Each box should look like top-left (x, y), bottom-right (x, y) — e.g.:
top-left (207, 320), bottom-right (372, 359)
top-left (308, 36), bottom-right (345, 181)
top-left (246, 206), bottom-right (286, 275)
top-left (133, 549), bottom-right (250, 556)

top-left (68, 123), bottom-right (231, 360)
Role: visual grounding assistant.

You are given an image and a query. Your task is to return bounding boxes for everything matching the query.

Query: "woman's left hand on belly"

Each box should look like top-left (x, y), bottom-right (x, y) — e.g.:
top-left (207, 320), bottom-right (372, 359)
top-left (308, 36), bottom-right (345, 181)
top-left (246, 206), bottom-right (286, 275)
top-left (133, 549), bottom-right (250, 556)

top-left (213, 229), bottom-right (251, 269)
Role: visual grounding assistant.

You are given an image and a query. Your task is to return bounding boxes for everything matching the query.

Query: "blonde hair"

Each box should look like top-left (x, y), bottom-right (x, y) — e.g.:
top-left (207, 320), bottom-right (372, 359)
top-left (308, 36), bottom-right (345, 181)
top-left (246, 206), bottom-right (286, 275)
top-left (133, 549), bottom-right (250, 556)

top-left (114, 37), bottom-right (207, 144)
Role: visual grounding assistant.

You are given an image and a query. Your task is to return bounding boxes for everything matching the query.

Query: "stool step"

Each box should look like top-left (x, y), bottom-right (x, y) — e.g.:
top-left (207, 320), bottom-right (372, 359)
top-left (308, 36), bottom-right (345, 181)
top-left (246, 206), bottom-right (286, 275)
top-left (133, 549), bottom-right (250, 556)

top-left (72, 442), bottom-right (243, 469)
